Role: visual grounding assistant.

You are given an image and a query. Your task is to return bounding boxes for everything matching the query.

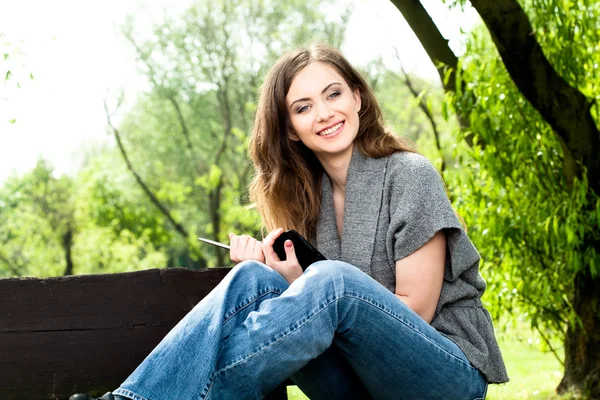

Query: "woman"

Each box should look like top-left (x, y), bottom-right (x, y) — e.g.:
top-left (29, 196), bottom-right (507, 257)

top-left (76, 43), bottom-right (508, 400)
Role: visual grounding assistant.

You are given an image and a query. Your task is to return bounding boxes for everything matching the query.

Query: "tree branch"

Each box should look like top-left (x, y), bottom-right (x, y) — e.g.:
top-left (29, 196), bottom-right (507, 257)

top-left (168, 95), bottom-right (195, 155)
top-left (388, 0), bottom-right (480, 147)
top-left (469, 0), bottom-right (600, 193)
top-left (103, 101), bottom-right (190, 240)
top-left (388, 0), bottom-right (457, 85)
top-left (392, 45), bottom-right (446, 172)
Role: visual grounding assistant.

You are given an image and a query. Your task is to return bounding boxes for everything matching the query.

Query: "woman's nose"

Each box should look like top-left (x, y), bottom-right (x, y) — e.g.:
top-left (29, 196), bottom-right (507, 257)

top-left (316, 103), bottom-right (334, 122)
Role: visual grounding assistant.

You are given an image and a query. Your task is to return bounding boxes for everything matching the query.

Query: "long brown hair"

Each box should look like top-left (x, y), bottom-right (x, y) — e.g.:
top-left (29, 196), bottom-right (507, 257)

top-left (249, 43), bottom-right (415, 240)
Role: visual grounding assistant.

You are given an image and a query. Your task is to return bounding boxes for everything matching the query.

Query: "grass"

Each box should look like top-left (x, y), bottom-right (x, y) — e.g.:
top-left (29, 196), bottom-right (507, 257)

top-left (286, 328), bottom-right (566, 400)
top-left (487, 332), bottom-right (564, 400)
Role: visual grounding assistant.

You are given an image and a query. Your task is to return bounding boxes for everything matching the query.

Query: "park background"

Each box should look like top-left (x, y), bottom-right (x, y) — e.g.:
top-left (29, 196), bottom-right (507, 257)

top-left (1, 0), bottom-right (599, 398)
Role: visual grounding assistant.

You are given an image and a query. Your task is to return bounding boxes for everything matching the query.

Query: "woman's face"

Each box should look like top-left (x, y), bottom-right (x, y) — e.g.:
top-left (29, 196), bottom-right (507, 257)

top-left (285, 62), bottom-right (361, 163)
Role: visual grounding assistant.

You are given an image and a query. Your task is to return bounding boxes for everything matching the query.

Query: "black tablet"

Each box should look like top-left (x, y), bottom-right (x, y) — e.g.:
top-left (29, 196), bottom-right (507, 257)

top-left (273, 230), bottom-right (327, 271)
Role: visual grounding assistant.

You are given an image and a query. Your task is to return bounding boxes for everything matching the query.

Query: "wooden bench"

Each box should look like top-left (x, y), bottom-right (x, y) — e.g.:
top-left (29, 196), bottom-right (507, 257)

top-left (0, 268), bottom-right (292, 400)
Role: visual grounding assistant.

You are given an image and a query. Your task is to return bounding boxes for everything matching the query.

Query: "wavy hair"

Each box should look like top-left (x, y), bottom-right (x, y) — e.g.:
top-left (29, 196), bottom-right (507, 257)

top-left (249, 44), bottom-right (416, 240)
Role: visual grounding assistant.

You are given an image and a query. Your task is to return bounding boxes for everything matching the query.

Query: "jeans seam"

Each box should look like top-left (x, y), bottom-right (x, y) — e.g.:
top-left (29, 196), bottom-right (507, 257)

top-left (215, 294), bottom-right (344, 374)
top-left (113, 388), bottom-right (150, 400)
top-left (222, 288), bottom-right (284, 324)
top-left (344, 292), bottom-right (475, 370)
top-left (202, 375), bottom-right (216, 400)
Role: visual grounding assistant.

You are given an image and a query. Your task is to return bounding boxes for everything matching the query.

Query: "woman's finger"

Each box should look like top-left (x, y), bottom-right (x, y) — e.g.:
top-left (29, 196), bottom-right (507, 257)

top-left (283, 239), bottom-right (299, 265)
top-left (229, 233), bottom-right (239, 262)
top-left (238, 235), bottom-right (250, 253)
top-left (262, 228), bottom-right (283, 263)
top-left (252, 240), bottom-right (264, 261)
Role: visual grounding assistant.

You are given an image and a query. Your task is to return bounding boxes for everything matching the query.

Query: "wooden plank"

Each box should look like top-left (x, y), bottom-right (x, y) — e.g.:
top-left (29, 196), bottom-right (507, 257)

top-left (0, 267), bottom-right (232, 400)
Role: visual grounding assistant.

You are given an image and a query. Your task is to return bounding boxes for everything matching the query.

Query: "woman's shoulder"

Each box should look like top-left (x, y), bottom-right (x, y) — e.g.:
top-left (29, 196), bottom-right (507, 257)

top-left (386, 151), bottom-right (440, 182)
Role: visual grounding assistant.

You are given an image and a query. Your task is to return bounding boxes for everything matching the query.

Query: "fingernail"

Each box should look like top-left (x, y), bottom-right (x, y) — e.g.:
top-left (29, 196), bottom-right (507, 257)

top-left (285, 240), bottom-right (292, 247)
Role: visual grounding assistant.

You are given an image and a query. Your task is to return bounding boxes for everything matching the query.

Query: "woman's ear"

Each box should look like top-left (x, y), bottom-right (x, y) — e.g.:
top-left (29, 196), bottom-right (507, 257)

top-left (289, 131), bottom-right (301, 142)
top-left (353, 89), bottom-right (362, 112)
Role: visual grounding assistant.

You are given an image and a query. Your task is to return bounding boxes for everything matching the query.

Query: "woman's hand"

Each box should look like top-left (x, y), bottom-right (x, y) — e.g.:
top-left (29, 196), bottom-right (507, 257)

top-left (228, 233), bottom-right (265, 264)
top-left (262, 228), bottom-right (304, 284)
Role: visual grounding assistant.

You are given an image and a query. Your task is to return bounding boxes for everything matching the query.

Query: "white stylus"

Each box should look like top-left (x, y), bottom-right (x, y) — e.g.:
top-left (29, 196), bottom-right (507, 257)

top-left (198, 237), bottom-right (231, 250)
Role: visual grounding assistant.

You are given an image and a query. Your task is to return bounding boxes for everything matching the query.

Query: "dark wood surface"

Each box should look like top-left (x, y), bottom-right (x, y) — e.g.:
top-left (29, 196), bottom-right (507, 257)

top-left (0, 267), bottom-right (290, 400)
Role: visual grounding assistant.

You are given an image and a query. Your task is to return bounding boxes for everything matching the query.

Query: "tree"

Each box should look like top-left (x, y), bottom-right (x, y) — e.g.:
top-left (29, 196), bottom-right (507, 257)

top-left (0, 160), bottom-right (76, 276)
top-left (0, 156), bottom-right (168, 278)
top-left (390, 0), bottom-right (600, 396)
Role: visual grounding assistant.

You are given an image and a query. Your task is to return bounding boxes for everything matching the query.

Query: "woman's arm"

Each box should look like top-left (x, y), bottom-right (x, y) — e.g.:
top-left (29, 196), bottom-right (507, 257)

top-left (394, 230), bottom-right (446, 324)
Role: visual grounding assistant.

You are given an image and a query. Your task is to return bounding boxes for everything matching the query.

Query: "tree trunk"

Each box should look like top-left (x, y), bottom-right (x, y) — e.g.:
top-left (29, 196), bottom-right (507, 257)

top-left (558, 273), bottom-right (600, 397)
top-left (62, 226), bottom-right (74, 276)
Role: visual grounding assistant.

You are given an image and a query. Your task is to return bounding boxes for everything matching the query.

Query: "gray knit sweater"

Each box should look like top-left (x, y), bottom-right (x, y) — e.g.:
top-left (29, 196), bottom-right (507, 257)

top-left (315, 148), bottom-right (509, 384)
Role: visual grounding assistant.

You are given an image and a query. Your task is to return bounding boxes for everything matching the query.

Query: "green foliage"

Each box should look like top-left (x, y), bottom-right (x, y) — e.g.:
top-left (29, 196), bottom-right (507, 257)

top-left (441, 2), bottom-right (600, 354)
top-left (0, 158), bottom-right (168, 277)
top-left (0, 160), bottom-right (74, 277)
top-left (527, 0), bottom-right (600, 100)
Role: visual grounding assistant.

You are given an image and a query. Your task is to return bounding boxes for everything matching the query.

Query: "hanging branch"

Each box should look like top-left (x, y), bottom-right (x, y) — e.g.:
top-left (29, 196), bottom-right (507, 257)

top-left (388, 0), bottom-right (482, 148)
top-left (103, 101), bottom-right (190, 240)
top-left (168, 95), bottom-right (195, 155)
top-left (392, 46), bottom-right (446, 172)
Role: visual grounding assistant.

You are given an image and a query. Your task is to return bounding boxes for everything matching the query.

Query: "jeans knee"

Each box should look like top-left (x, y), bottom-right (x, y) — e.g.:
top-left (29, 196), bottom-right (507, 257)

top-left (230, 260), bottom-right (288, 287)
top-left (305, 260), bottom-right (363, 285)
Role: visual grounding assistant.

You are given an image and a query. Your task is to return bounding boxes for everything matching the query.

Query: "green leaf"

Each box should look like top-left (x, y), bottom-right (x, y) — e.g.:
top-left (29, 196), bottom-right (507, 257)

top-left (441, 99), bottom-right (448, 121)
top-left (596, 198), bottom-right (600, 228)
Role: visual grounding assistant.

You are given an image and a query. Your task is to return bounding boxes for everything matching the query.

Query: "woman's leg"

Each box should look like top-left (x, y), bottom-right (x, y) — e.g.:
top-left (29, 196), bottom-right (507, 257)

top-left (289, 345), bottom-right (372, 400)
top-left (113, 260), bottom-right (291, 400)
top-left (208, 260), bottom-right (487, 400)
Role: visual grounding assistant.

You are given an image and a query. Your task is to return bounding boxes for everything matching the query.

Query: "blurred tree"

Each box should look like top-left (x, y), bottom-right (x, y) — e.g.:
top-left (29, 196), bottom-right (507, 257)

top-left (115, 0), bottom-right (351, 267)
top-left (0, 160), bottom-right (76, 276)
top-left (0, 157), bottom-right (168, 277)
top-left (390, 0), bottom-right (600, 395)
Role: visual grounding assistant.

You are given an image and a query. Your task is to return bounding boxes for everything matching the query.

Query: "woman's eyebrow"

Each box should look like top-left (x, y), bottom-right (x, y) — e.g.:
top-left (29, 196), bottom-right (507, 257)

top-left (289, 82), bottom-right (341, 109)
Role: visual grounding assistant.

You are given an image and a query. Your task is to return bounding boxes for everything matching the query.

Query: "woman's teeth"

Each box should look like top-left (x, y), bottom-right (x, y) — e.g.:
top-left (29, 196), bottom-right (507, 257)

top-left (319, 122), bottom-right (343, 136)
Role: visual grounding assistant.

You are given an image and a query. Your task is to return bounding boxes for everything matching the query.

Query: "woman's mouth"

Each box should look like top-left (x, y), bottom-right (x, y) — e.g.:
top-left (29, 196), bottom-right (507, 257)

top-left (317, 121), bottom-right (344, 137)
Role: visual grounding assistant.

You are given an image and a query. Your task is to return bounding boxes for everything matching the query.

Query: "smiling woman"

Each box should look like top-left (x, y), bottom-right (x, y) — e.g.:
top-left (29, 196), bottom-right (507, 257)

top-left (71, 43), bottom-right (507, 400)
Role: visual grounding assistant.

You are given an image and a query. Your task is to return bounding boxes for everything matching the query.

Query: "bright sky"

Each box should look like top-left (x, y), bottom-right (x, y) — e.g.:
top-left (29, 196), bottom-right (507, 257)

top-left (0, 0), bottom-right (478, 183)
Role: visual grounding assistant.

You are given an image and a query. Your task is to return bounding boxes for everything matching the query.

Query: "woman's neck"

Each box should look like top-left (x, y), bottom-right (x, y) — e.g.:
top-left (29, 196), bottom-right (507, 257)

top-left (317, 145), bottom-right (353, 193)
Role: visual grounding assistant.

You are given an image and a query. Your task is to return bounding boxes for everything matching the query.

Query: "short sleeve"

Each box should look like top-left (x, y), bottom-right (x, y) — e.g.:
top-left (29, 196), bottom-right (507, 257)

top-left (387, 153), bottom-right (480, 281)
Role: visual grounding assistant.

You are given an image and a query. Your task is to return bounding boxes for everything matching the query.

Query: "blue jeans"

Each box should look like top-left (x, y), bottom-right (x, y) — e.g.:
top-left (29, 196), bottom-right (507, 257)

top-left (114, 260), bottom-right (487, 400)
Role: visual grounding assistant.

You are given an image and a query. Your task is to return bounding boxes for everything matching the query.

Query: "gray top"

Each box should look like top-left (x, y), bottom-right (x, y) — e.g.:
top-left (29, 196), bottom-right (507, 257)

top-left (315, 148), bottom-right (509, 383)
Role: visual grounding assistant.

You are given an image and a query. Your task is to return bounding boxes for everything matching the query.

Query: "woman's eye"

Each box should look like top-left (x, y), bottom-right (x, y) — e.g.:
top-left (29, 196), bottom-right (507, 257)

top-left (297, 105), bottom-right (309, 113)
top-left (328, 91), bottom-right (341, 100)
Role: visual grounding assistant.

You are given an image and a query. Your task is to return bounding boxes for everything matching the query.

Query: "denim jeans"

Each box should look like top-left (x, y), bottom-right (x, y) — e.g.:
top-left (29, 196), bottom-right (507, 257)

top-left (114, 260), bottom-right (487, 400)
